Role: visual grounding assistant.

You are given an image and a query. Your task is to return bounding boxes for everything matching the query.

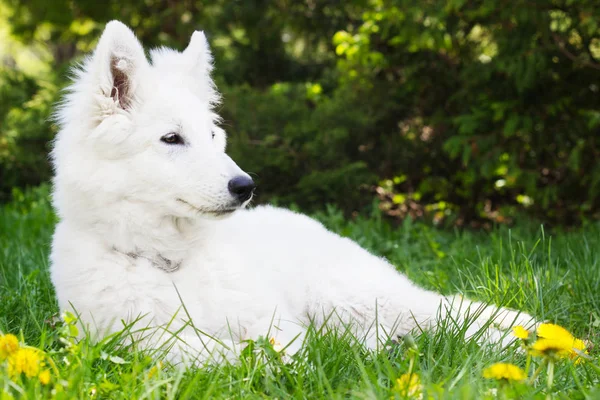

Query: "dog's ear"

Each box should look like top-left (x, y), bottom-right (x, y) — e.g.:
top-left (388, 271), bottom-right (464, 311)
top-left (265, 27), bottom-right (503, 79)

top-left (181, 31), bottom-right (220, 106)
top-left (183, 31), bottom-right (214, 76)
top-left (92, 20), bottom-right (147, 110)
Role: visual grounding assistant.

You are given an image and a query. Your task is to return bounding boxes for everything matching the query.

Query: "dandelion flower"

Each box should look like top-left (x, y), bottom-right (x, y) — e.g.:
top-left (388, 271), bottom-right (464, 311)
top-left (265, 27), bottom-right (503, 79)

top-left (147, 361), bottom-right (164, 379)
top-left (573, 338), bottom-right (585, 350)
top-left (483, 363), bottom-right (526, 381)
top-left (531, 323), bottom-right (586, 360)
top-left (531, 338), bottom-right (568, 356)
top-left (572, 339), bottom-right (589, 364)
top-left (0, 334), bottom-right (19, 360)
top-left (147, 366), bottom-right (159, 379)
top-left (393, 373), bottom-right (422, 398)
top-left (537, 323), bottom-right (573, 341)
top-left (38, 369), bottom-right (51, 385)
top-left (7, 348), bottom-right (43, 378)
top-left (512, 326), bottom-right (529, 340)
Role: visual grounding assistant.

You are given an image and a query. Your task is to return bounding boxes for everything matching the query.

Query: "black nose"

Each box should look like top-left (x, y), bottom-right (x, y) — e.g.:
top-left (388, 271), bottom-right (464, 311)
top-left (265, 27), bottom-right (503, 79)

top-left (228, 176), bottom-right (256, 202)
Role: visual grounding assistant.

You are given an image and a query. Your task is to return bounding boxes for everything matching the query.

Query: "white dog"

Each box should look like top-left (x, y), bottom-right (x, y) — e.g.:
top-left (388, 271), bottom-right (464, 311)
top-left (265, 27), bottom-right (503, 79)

top-left (50, 21), bottom-right (533, 363)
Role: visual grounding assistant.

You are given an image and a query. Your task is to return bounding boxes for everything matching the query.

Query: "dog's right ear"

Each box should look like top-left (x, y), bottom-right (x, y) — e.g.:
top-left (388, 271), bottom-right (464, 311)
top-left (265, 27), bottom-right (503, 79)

top-left (91, 21), bottom-right (148, 111)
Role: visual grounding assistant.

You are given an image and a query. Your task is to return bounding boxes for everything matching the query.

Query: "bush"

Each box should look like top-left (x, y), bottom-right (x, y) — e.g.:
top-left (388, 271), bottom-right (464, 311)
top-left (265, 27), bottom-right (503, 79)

top-left (1, 0), bottom-right (599, 224)
top-left (0, 68), bottom-right (58, 202)
top-left (332, 0), bottom-right (600, 224)
top-left (222, 83), bottom-right (378, 211)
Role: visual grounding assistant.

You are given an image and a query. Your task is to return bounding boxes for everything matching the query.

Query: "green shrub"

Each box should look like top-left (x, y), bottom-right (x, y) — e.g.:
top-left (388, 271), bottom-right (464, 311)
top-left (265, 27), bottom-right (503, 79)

top-left (333, 0), bottom-right (600, 223)
top-left (222, 83), bottom-right (378, 211)
top-left (0, 68), bottom-right (58, 202)
top-left (1, 0), bottom-right (599, 223)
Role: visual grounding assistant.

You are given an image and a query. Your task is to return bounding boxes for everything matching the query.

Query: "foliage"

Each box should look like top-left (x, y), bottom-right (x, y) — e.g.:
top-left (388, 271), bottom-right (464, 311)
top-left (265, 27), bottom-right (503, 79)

top-left (0, 68), bottom-right (59, 202)
top-left (1, 188), bottom-right (600, 397)
top-left (222, 83), bottom-right (378, 211)
top-left (1, 0), bottom-right (599, 223)
top-left (332, 0), bottom-right (600, 224)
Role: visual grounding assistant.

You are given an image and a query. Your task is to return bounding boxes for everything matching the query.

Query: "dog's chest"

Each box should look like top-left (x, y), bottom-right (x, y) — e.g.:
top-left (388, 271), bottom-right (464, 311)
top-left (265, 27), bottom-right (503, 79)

top-left (120, 252), bottom-right (274, 328)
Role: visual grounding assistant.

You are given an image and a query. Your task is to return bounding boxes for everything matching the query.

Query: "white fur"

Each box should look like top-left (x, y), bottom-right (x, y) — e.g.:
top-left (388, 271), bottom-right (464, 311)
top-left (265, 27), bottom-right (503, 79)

top-left (50, 21), bottom-right (534, 364)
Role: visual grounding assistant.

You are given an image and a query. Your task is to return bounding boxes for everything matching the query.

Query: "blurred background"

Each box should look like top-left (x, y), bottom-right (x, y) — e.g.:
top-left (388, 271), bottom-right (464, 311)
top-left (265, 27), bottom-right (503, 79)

top-left (1, 0), bottom-right (599, 227)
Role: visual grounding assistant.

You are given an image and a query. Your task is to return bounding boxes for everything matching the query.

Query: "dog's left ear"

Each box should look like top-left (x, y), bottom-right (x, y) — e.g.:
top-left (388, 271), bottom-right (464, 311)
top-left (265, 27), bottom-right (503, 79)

top-left (181, 31), bottom-right (220, 106)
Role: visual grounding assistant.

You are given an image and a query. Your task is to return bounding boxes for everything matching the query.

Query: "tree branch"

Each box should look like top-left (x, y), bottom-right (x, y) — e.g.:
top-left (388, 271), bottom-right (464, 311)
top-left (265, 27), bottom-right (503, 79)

top-left (552, 32), bottom-right (600, 71)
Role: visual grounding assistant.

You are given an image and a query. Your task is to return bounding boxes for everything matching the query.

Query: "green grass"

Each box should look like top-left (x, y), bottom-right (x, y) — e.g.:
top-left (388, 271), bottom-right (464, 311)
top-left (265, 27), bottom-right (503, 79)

top-left (1, 186), bottom-right (599, 399)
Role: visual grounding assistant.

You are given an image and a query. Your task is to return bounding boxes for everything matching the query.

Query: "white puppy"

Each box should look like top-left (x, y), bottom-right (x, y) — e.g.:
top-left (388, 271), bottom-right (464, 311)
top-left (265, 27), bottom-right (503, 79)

top-left (50, 21), bottom-right (534, 363)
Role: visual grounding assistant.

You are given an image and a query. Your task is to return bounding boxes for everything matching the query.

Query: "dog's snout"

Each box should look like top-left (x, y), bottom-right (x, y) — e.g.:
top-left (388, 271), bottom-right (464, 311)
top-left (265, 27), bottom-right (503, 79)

top-left (228, 176), bottom-right (256, 202)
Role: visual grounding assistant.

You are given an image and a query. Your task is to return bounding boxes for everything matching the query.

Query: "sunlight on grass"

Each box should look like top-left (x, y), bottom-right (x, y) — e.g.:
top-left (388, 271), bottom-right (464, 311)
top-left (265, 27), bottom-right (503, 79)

top-left (0, 188), bottom-right (599, 398)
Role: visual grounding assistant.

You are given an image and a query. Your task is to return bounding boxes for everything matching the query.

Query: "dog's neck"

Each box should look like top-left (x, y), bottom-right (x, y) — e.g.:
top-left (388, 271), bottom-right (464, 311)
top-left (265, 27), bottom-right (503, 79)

top-left (105, 213), bottom-right (203, 256)
top-left (56, 188), bottom-right (214, 265)
top-left (69, 202), bottom-right (209, 265)
top-left (104, 214), bottom-right (208, 273)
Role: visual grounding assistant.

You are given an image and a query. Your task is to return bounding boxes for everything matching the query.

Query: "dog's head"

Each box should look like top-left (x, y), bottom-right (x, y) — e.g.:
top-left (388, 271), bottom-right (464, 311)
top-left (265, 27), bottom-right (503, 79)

top-left (52, 21), bottom-right (254, 222)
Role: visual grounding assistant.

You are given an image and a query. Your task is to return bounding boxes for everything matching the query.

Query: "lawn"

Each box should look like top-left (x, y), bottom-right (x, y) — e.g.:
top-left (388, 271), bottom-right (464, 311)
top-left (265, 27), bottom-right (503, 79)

top-left (1, 186), bottom-right (599, 399)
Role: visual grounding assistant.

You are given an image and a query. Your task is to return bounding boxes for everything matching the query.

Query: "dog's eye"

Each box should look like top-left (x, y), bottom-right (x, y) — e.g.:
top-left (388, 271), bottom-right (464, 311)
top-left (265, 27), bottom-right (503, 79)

top-left (211, 130), bottom-right (215, 139)
top-left (161, 132), bottom-right (184, 145)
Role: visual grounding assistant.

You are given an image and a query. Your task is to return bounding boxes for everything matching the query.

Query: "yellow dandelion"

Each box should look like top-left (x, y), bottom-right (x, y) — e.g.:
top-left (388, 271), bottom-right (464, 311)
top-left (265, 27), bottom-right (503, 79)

top-left (483, 363), bottom-right (526, 381)
top-left (531, 323), bottom-right (586, 359)
top-left (0, 334), bottom-right (19, 360)
top-left (147, 366), bottom-right (159, 379)
top-left (512, 326), bottom-right (529, 340)
top-left (571, 338), bottom-right (588, 363)
top-left (7, 348), bottom-right (43, 378)
top-left (38, 369), bottom-right (51, 385)
top-left (393, 373), bottom-right (422, 398)
top-left (147, 361), bottom-right (164, 379)
top-left (537, 323), bottom-right (573, 341)
top-left (531, 338), bottom-right (568, 356)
